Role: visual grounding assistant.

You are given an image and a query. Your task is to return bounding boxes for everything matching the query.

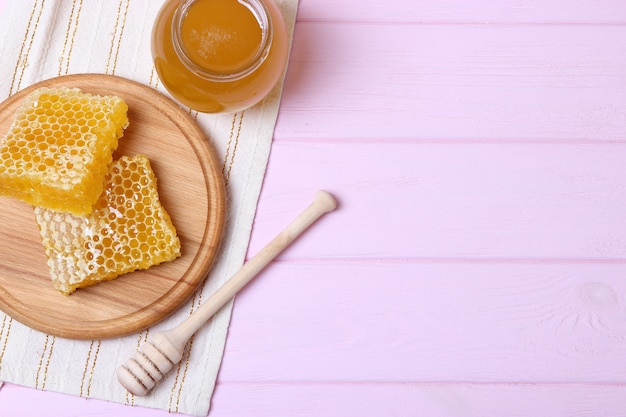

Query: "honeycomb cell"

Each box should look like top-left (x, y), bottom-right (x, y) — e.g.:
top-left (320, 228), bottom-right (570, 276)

top-left (0, 87), bottom-right (128, 215)
top-left (34, 155), bottom-right (181, 295)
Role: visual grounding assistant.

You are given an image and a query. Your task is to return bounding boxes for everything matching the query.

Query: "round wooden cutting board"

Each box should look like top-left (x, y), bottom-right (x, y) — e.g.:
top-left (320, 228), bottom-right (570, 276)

top-left (0, 74), bottom-right (226, 339)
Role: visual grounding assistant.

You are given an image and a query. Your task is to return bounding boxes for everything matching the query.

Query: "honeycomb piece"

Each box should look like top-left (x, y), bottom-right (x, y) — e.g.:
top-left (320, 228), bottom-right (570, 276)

top-left (34, 155), bottom-right (181, 295)
top-left (0, 87), bottom-right (128, 215)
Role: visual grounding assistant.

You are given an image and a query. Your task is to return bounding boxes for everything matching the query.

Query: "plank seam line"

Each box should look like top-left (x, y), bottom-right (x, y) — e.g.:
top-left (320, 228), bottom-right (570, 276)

top-left (217, 381), bottom-right (626, 387)
top-left (273, 138), bottom-right (626, 146)
top-left (294, 19), bottom-right (626, 27)
top-left (247, 257), bottom-right (626, 265)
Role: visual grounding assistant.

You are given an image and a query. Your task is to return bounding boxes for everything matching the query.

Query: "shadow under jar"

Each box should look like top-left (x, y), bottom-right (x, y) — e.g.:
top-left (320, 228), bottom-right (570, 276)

top-left (152, 0), bottom-right (289, 113)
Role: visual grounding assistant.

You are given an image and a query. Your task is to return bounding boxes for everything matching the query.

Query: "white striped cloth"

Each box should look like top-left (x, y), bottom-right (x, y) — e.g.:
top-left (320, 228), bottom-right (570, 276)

top-left (0, 0), bottom-right (298, 415)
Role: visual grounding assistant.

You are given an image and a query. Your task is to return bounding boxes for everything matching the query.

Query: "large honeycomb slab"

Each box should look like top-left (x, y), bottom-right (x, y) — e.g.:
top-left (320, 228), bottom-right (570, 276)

top-left (35, 155), bottom-right (181, 295)
top-left (0, 87), bottom-right (128, 215)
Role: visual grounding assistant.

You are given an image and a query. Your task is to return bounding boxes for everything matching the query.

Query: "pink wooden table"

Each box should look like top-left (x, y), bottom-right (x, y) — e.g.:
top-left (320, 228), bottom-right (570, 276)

top-left (2, 1), bottom-right (626, 416)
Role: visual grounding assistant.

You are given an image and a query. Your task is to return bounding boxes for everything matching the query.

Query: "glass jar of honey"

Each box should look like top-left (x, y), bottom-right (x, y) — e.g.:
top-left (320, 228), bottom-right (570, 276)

top-left (152, 0), bottom-right (289, 113)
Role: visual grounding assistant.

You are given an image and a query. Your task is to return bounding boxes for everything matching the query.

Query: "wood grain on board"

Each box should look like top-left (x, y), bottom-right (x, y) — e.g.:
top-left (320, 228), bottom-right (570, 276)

top-left (0, 74), bottom-right (225, 339)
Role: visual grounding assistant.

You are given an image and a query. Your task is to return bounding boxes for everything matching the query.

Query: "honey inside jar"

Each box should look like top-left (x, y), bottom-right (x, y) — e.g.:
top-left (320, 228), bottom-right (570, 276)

top-left (181, 0), bottom-right (263, 74)
top-left (152, 0), bottom-right (289, 113)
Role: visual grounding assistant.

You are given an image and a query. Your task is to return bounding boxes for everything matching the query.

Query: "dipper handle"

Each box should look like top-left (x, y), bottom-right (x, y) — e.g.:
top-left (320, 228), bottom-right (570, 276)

top-left (117, 191), bottom-right (337, 396)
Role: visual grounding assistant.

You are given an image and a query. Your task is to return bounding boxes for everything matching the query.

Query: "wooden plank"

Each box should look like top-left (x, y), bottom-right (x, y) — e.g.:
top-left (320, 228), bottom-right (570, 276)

top-left (212, 382), bottom-right (626, 417)
top-left (1, 381), bottom-right (624, 417)
top-left (277, 23), bottom-right (626, 141)
top-left (219, 262), bottom-right (626, 383)
top-left (297, 0), bottom-right (626, 24)
top-left (249, 142), bottom-right (626, 260)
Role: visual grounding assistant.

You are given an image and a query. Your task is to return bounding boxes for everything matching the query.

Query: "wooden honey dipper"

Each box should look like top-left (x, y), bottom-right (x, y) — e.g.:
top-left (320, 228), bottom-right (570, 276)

top-left (117, 190), bottom-right (337, 396)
